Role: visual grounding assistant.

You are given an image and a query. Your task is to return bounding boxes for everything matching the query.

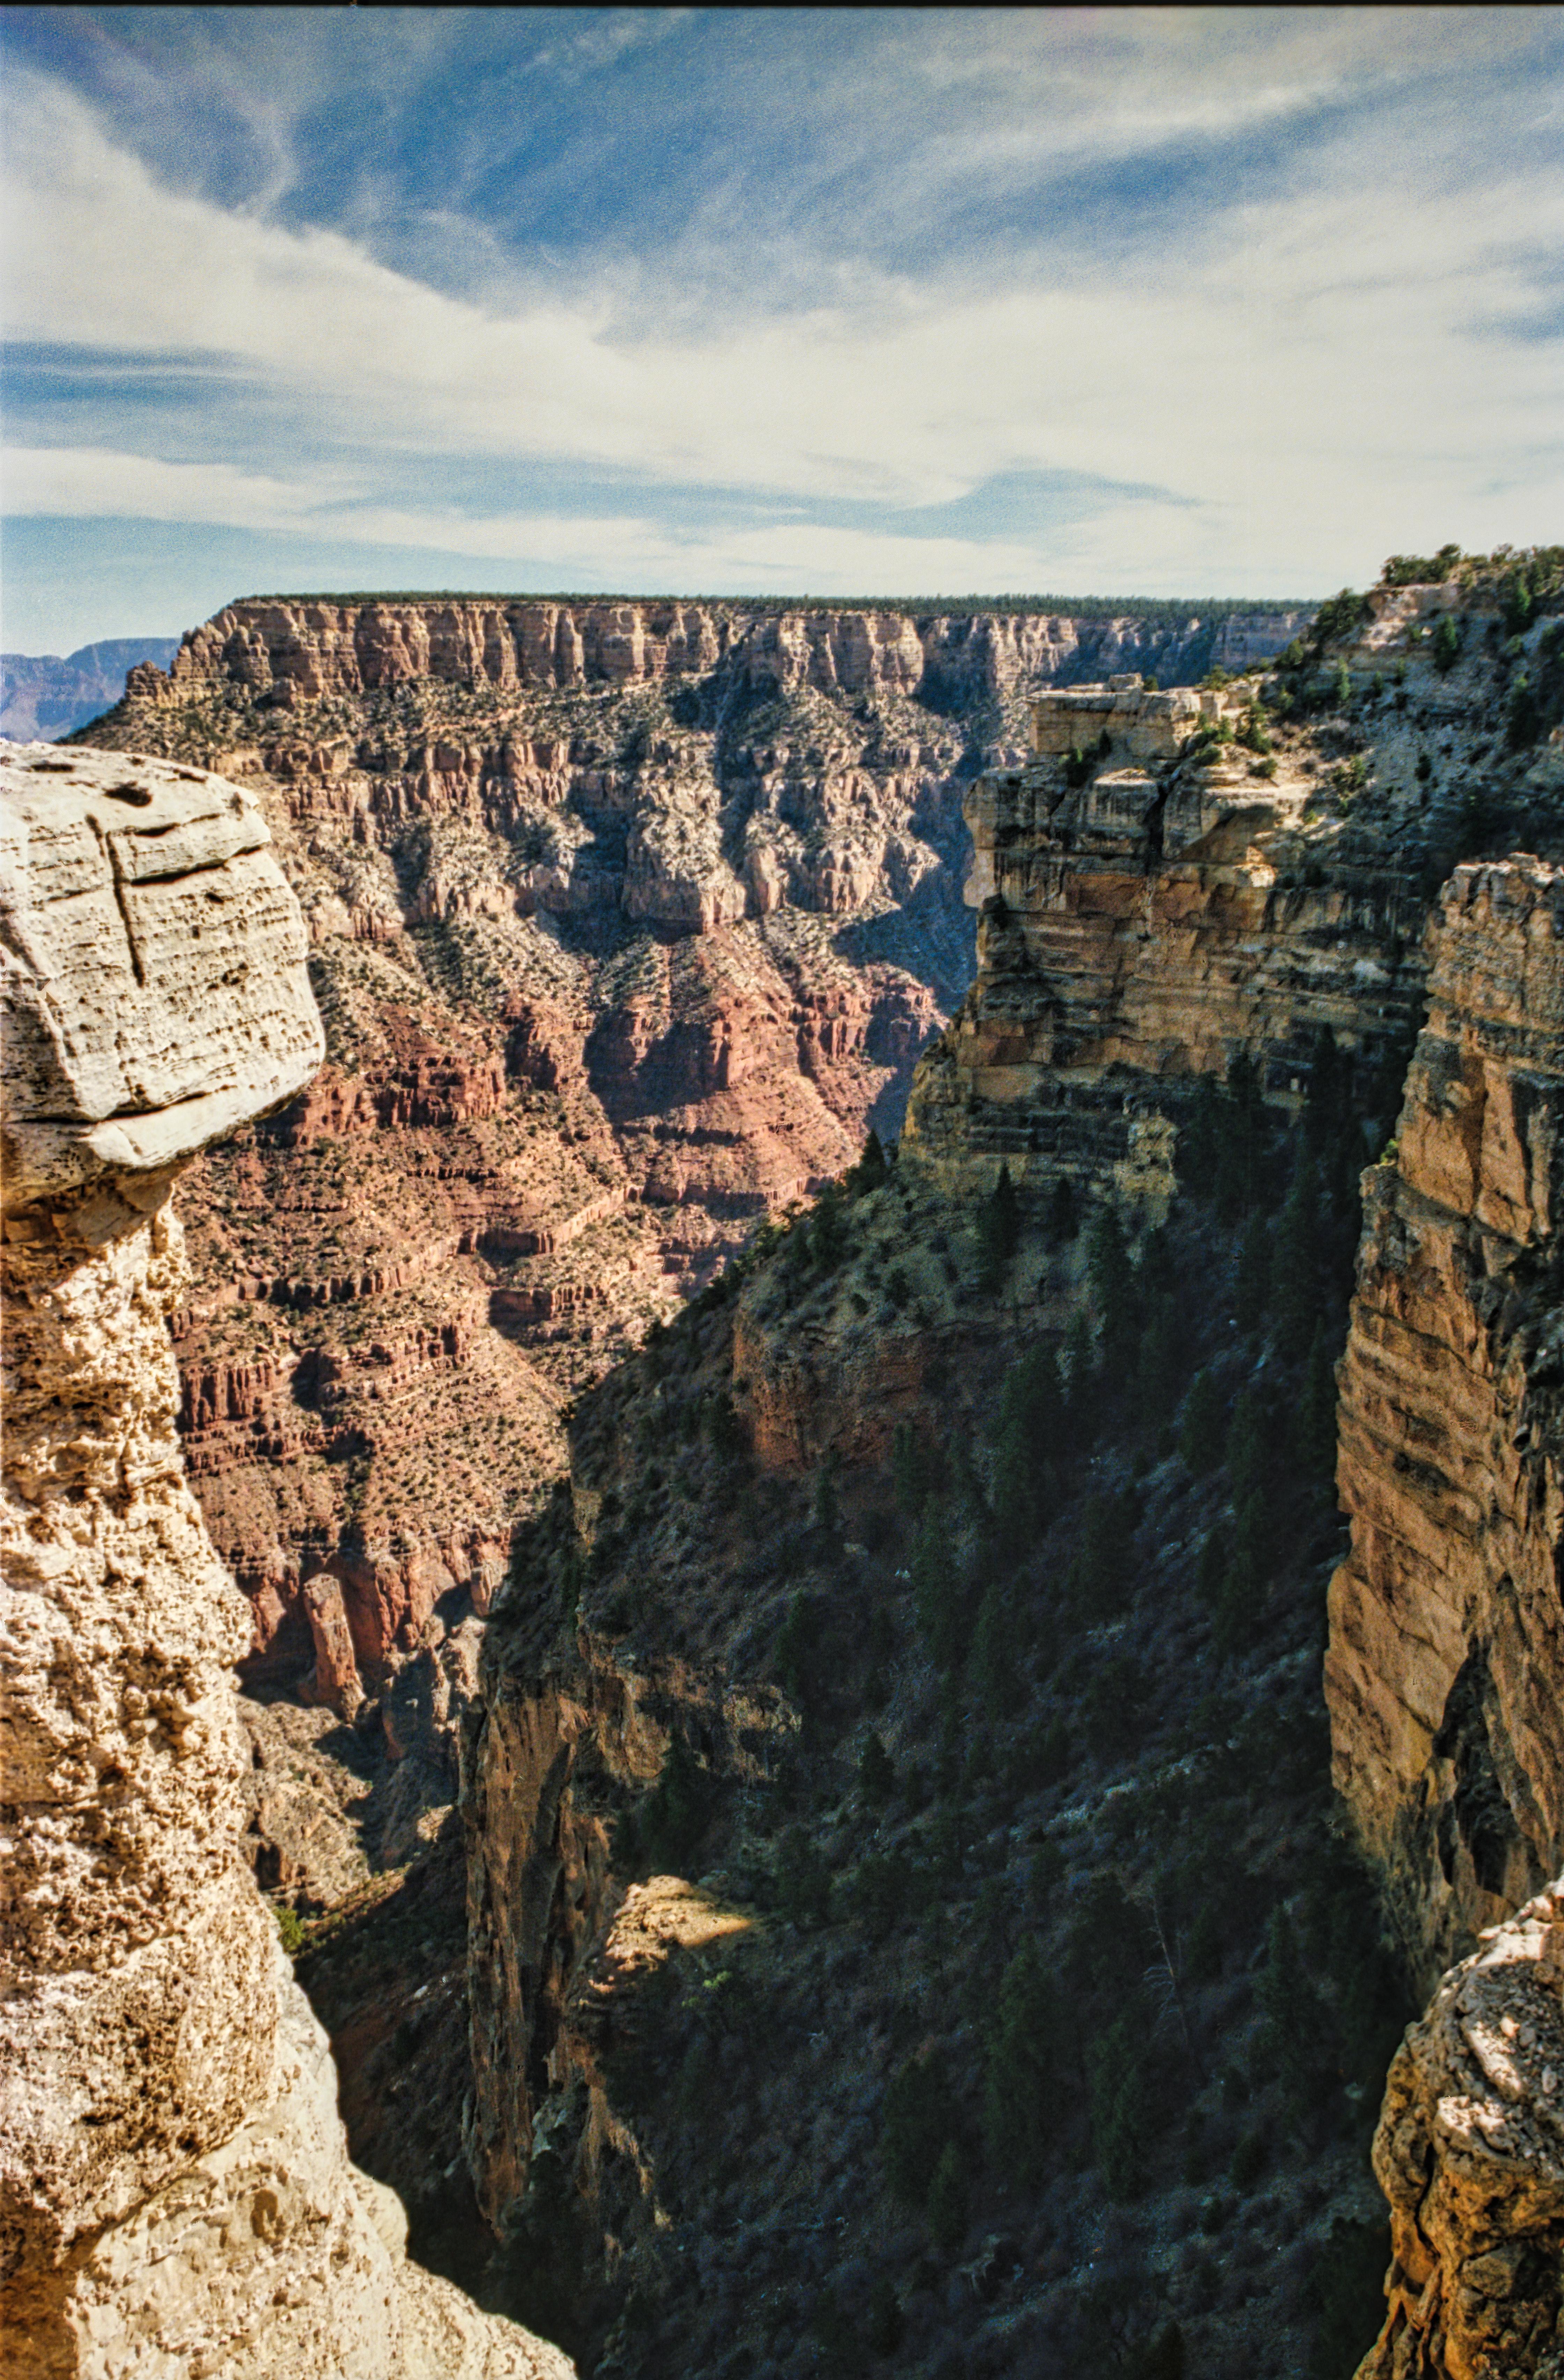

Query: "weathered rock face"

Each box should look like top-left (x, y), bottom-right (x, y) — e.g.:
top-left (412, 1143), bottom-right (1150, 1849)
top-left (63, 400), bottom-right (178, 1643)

top-left (69, 598), bottom-right (1301, 1716)
top-left (1327, 859), bottom-right (1564, 1988)
top-left (903, 671), bottom-right (1433, 1214)
top-left (1356, 1880), bottom-right (1564, 2380)
top-left (0, 743), bottom-right (566, 2378)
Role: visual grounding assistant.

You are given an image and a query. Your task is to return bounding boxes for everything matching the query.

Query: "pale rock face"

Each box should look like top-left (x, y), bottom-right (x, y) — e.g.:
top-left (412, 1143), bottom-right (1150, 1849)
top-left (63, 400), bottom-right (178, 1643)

top-left (1356, 1881), bottom-right (1564, 2380)
top-left (0, 746), bottom-right (568, 2376)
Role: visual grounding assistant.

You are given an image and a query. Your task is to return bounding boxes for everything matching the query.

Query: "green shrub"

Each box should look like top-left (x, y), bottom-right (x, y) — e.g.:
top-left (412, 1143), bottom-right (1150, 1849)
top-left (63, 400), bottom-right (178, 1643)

top-left (892, 1418), bottom-right (925, 1516)
top-left (1379, 545), bottom-right (1460, 587)
top-left (274, 1903), bottom-right (307, 1956)
top-left (1431, 615), bottom-right (1462, 673)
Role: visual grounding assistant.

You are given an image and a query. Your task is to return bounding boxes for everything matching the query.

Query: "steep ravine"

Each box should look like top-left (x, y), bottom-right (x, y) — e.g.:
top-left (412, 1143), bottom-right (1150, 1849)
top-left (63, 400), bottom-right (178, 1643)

top-left (456, 560), bottom-right (1564, 2377)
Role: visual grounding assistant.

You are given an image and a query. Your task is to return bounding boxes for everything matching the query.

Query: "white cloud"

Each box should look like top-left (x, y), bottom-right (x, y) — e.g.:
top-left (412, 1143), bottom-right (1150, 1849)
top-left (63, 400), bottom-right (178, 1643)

top-left (3, 32), bottom-right (1561, 605)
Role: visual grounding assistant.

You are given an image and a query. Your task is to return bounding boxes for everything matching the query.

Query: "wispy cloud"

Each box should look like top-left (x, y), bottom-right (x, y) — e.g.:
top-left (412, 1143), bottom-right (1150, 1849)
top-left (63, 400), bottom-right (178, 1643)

top-left (2, 7), bottom-right (1560, 647)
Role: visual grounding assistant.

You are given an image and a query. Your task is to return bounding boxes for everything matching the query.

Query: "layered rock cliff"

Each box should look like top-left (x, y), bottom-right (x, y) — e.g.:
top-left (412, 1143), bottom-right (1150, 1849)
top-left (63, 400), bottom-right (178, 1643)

top-left (906, 672), bottom-right (1431, 1212)
top-left (0, 742), bottom-right (567, 2378)
top-left (67, 596), bottom-right (1305, 1729)
top-left (1327, 859), bottom-right (1564, 1989)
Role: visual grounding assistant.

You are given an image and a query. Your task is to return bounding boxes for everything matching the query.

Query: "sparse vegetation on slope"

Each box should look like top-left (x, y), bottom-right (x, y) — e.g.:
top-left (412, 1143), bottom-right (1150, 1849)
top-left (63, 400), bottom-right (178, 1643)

top-left (468, 1041), bottom-right (1416, 2379)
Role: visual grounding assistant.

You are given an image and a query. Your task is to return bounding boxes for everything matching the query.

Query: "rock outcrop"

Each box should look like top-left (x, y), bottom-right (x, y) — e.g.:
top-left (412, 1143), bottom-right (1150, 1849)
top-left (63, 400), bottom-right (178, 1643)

top-left (0, 743), bottom-right (567, 2377)
top-left (1327, 858), bottom-right (1564, 1986)
top-left (903, 671), bottom-right (1432, 1213)
top-left (1356, 1881), bottom-right (1564, 2380)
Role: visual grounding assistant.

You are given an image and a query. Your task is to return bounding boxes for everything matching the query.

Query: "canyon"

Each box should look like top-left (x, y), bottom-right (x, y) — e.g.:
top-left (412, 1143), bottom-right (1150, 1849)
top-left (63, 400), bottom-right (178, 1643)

top-left (17, 554), bottom-right (1564, 2375)
top-left (69, 595), bottom-right (1306, 1734)
top-left (450, 562), bottom-right (1564, 2374)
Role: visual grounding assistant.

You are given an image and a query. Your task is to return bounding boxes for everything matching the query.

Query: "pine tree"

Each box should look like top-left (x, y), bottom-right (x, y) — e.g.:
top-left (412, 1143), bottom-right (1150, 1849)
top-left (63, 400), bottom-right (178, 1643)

top-left (1304, 1026), bottom-right (1350, 1156)
top-left (1086, 1204), bottom-right (1134, 1344)
top-left (813, 1451), bottom-right (841, 1535)
top-left (881, 2049), bottom-right (957, 2206)
top-left (1135, 1293), bottom-right (1184, 1427)
top-left (1233, 1212), bottom-right (1271, 1331)
top-left (1062, 1308), bottom-right (1097, 1425)
top-left (991, 1418), bottom-right (1034, 1565)
top-left (1271, 1160), bottom-right (1322, 1358)
top-left (811, 1181), bottom-right (846, 1271)
top-left (913, 1507), bottom-right (967, 1667)
top-left (1087, 2012), bottom-right (1150, 2201)
top-left (926, 2141), bottom-right (971, 2257)
top-left (849, 1127), bottom-right (889, 1195)
top-left (977, 1161), bottom-right (1022, 1291)
top-left (1296, 1320), bottom-right (1340, 1483)
top-left (982, 1938), bottom-right (1059, 2186)
top-left (1180, 1370), bottom-right (1225, 1473)
top-left (1046, 1171), bottom-right (1080, 1243)
top-left (1224, 1383), bottom-right (1269, 1506)
top-left (969, 1579), bottom-right (1021, 1711)
top-left (891, 1418), bottom-right (926, 1518)
top-left (1071, 1490), bottom-right (1137, 1620)
top-left (858, 1732), bottom-right (896, 1806)
top-left (1180, 1074), bottom-right (1224, 1199)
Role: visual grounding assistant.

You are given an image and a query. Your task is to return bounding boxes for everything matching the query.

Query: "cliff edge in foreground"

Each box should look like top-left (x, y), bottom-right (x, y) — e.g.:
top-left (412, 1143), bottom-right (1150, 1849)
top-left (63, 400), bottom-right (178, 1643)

top-left (0, 741), bottom-right (568, 2376)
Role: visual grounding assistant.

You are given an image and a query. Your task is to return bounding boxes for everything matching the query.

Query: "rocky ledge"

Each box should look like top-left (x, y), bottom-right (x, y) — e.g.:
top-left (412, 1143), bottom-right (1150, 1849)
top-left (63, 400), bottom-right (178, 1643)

top-left (0, 742), bottom-right (566, 2377)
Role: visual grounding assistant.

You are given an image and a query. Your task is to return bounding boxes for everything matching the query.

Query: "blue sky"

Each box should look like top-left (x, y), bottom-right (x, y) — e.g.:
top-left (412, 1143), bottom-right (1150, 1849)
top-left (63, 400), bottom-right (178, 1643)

top-left (4, 6), bottom-right (1562, 651)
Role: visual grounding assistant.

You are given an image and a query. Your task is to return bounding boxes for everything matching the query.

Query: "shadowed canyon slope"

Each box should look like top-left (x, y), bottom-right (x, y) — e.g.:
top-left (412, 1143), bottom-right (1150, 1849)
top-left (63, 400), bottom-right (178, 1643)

top-left (70, 594), bottom-right (1306, 1721)
top-left (453, 566), bottom-right (1564, 2376)
top-left (0, 742), bottom-right (566, 2378)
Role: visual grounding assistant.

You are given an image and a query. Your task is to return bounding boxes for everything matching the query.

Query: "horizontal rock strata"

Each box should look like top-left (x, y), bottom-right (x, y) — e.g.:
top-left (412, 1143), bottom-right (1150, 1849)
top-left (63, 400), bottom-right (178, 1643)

top-left (903, 673), bottom-right (1433, 1213)
top-left (1327, 858), bottom-right (1564, 1983)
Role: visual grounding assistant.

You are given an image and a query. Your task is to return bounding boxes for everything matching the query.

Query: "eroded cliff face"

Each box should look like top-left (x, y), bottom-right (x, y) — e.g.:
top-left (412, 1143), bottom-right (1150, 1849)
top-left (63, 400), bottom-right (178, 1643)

top-left (905, 671), bottom-right (1434, 1214)
top-left (65, 596), bottom-right (1303, 1726)
top-left (0, 743), bottom-right (567, 2379)
top-left (1327, 859), bottom-right (1564, 1986)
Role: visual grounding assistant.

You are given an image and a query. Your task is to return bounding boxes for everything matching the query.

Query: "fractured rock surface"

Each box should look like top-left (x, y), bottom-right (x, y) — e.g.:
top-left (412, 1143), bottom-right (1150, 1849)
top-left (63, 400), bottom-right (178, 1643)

top-left (0, 743), bottom-right (568, 2377)
top-left (1327, 858), bottom-right (1564, 1985)
top-left (1358, 1882), bottom-right (1564, 2379)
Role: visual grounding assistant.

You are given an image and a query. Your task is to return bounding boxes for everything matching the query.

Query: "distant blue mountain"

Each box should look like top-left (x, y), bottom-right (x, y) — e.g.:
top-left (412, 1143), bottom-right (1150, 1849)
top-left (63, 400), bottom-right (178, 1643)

top-left (0, 637), bottom-right (182, 742)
